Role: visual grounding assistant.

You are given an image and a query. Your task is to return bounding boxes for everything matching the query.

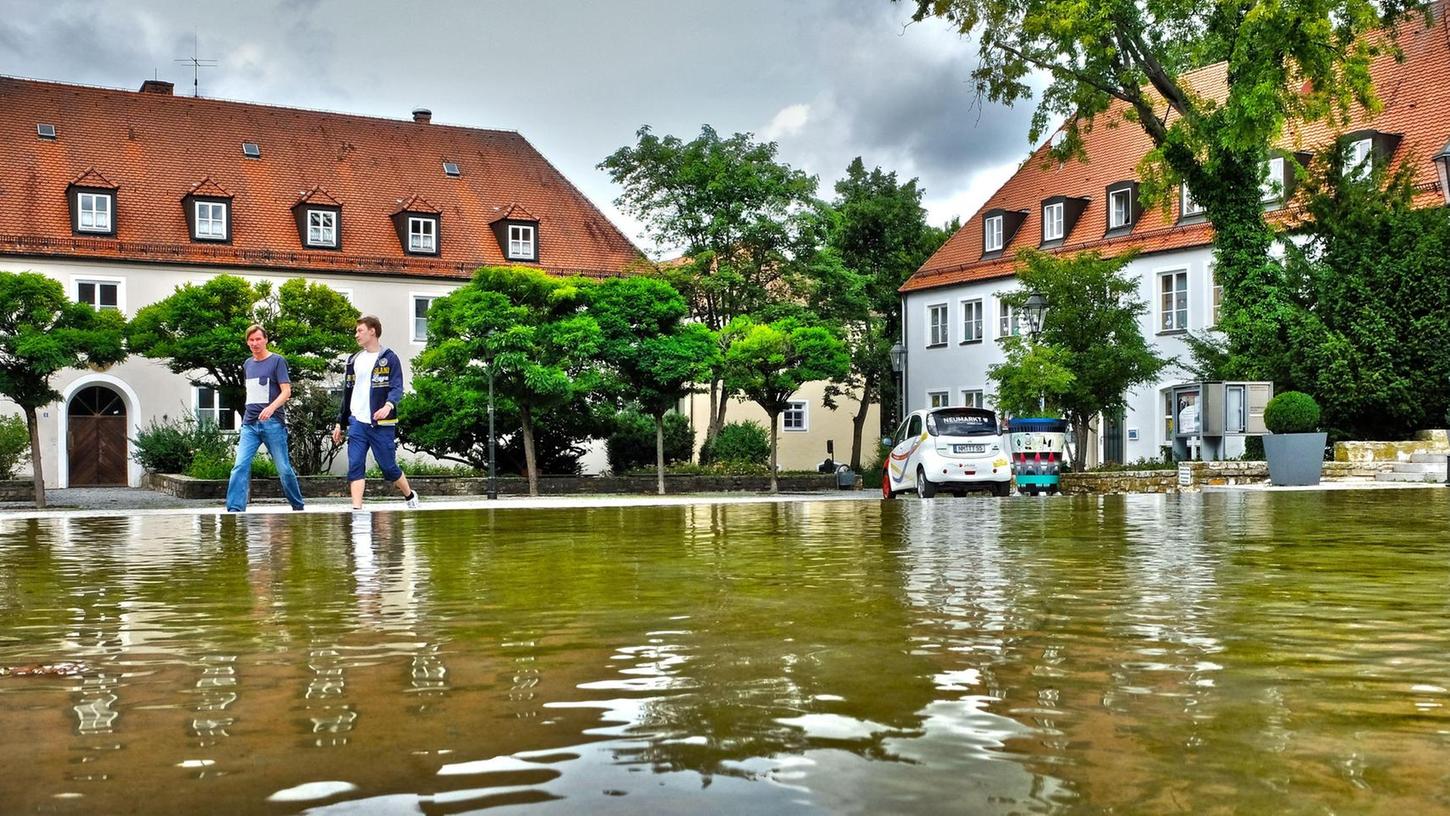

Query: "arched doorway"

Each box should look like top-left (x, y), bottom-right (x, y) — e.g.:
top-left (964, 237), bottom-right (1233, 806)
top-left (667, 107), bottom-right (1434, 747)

top-left (67, 385), bottom-right (128, 486)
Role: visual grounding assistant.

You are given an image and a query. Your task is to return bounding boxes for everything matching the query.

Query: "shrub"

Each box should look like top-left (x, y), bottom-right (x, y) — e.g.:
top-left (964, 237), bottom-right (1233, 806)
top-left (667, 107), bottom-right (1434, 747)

top-left (0, 414), bottom-right (31, 479)
top-left (187, 449), bottom-right (234, 480)
top-left (606, 410), bottom-right (693, 474)
top-left (1087, 456), bottom-right (1177, 472)
top-left (1264, 391), bottom-right (1322, 434)
top-left (366, 458), bottom-right (481, 478)
top-left (133, 413), bottom-right (235, 475)
top-left (698, 421), bottom-right (770, 466)
top-left (250, 454), bottom-right (278, 478)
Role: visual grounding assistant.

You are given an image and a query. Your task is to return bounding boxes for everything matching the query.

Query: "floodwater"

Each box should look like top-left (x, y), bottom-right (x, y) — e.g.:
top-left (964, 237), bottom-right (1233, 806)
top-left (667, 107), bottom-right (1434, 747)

top-left (2, 491), bottom-right (1449, 815)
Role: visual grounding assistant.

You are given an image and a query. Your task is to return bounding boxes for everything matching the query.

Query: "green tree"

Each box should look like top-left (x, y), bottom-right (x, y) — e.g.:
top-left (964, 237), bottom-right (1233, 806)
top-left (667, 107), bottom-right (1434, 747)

top-left (600, 125), bottom-right (823, 441)
top-left (906, 0), bottom-right (1430, 382)
top-left (720, 317), bottom-right (851, 492)
top-left (992, 250), bottom-right (1173, 468)
top-left (591, 276), bottom-right (719, 494)
top-left (0, 271), bottom-right (127, 507)
top-left (404, 266), bottom-right (602, 496)
top-left (987, 342), bottom-right (1077, 417)
top-left (817, 157), bottom-right (948, 470)
top-left (128, 275), bottom-right (357, 408)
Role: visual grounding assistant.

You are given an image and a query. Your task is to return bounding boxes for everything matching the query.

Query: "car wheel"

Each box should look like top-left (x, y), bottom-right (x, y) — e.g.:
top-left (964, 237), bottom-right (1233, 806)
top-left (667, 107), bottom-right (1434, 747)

top-left (882, 470), bottom-right (895, 500)
top-left (993, 481), bottom-right (1011, 497)
top-left (916, 466), bottom-right (938, 499)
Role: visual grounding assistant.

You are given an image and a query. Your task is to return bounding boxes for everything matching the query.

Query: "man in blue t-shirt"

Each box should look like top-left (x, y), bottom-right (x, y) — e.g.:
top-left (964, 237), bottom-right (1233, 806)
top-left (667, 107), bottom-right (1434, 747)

top-left (225, 324), bottom-right (306, 512)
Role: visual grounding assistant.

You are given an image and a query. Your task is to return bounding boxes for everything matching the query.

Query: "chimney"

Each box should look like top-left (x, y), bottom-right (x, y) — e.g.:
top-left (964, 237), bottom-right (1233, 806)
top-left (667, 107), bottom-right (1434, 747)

top-left (412, 108), bottom-right (432, 124)
top-left (139, 79), bottom-right (175, 95)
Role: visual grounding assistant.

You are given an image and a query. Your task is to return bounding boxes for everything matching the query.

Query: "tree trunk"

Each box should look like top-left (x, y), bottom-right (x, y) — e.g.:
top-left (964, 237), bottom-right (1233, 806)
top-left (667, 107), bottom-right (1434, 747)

top-left (768, 410), bottom-right (780, 494)
top-left (655, 413), bottom-right (666, 496)
top-left (707, 377), bottom-right (729, 445)
top-left (849, 372), bottom-right (875, 472)
top-left (519, 405), bottom-right (539, 497)
top-left (1069, 414), bottom-right (1090, 473)
top-left (25, 406), bottom-right (46, 509)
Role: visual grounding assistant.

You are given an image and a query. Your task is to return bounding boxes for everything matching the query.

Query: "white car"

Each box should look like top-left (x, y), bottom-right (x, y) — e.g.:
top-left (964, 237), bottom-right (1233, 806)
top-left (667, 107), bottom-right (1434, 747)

top-left (882, 407), bottom-right (1012, 498)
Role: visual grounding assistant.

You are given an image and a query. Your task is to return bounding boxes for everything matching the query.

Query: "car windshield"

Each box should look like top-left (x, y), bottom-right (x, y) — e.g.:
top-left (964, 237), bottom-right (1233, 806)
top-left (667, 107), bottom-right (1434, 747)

top-left (928, 410), bottom-right (997, 437)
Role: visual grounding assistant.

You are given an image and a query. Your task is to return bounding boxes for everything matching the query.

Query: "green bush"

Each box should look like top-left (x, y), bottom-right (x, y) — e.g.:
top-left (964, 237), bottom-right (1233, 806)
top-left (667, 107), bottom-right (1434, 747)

top-left (0, 414), bottom-right (31, 479)
top-left (1087, 456), bottom-right (1178, 472)
top-left (250, 454), bottom-right (278, 478)
top-left (1264, 391), bottom-right (1322, 434)
top-left (698, 421), bottom-right (771, 466)
top-left (133, 414), bottom-right (235, 475)
top-left (187, 449), bottom-right (233, 480)
top-left (365, 458), bottom-right (481, 478)
top-left (606, 410), bottom-right (694, 474)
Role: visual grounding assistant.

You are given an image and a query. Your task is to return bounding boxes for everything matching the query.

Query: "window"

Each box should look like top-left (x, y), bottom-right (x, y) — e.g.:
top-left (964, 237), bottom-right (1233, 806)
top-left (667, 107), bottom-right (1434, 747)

top-left (242, 142), bottom-right (261, 158)
top-left (928, 390), bottom-right (950, 409)
top-left (307, 210), bottom-right (337, 247)
top-left (412, 295), bottom-right (436, 342)
top-left (927, 303), bottom-right (949, 346)
top-left (1209, 268), bottom-right (1222, 326)
top-left (783, 400), bottom-right (808, 431)
top-left (998, 300), bottom-right (1019, 338)
top-left (195, 386), bottom-right (238, 431)
top-left (442, 161), bottom-right (461, 177)
top-left (984, 215), bottom-right (1004, 253)
top-left (1226, 385), bottom-right (1246, 434)
top-left (1042, 202), bottom-right (1064, 241)
top-left (195, 201), bottom-right (227, 240)
top-left (962, 389), bottom-right (984, 408)
top-left (1109, 188), bottom-right (1132, 229)
top-left (960, 298), bottom-right (983, 343)
top-left (1260, 156), bottom-right (1285, 203)
top-left (1348, 138), bottom-right (1373, 180)
top-left (1159, 270), bottom-right (1189, 331)
top-left (1181, 184), bottom-right (1205, 217)
top-left (37, 123), bottom-right (57, 139)
top-left (408, 217), bottom-right (437, 253)
top-left (77, 192), bottom-right (112, 233)
top-left (76, 280), bottom-right (119, 311)
top-left (507, 224), bottom-right (535, 259)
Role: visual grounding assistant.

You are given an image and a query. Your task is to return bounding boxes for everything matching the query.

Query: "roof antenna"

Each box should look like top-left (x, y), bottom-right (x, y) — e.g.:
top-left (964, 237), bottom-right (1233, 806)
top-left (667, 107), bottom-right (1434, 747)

top-left (174, 33), bottom-right (216, 97)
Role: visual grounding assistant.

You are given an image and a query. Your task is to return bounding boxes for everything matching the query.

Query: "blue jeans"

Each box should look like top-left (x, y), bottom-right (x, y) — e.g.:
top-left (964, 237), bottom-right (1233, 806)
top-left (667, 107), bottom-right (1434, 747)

top-left (226, 418), bottom-right (305, 511)
top-left (347, 418), bottom-right (403, 482)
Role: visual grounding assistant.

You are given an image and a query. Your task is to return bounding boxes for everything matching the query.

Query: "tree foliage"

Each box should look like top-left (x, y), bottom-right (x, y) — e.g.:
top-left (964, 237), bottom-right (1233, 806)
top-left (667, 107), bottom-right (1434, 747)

top-left (905, 0), bottom-right (1431, 379)
top-left (128, 275), bottom-right (358, 409)
top-left (0, 270), bottom-right (127, 507)
top-left (721, 317), bottom-right (851, 491)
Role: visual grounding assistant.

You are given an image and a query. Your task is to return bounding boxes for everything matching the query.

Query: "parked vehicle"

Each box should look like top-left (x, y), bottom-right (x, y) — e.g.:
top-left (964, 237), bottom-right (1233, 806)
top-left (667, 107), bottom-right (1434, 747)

top-left (882, 407), bottom-right (1012, 499)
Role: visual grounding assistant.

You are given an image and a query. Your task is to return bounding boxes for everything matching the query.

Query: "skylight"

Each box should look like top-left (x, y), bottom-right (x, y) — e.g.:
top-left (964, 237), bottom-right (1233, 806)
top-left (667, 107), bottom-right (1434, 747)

top-left (442, 161), bottom-right (461, 177)
top-left (37, 123), bottom-right (56, 139)
top-left (242, 142), bottom-right (261, 158)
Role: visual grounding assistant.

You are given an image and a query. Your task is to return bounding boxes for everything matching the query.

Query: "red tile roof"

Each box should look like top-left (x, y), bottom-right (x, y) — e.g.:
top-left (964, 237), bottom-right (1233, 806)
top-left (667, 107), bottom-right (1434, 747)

top-left (904, 6), bottom-right (1450, 294)
top-left (68, 168), bottom-right (117, 190)
top-left (295, 186), bottom-right (341, 207)
top-left (489, 202), bottom-right (539, 223)
top-left (184, 176), bottom-right (233, 199)
top-left (0, 77), bottom-right (645, 280)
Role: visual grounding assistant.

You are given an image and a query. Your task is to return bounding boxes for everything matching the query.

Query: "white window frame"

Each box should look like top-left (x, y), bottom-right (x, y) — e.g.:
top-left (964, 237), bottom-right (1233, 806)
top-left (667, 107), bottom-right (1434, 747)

top-left (411, 294), bottom-right (438, 344)
top-left (1042, 202), bottom-right (1064, 241)
top-left (73, 276), bottom-right (124, 313)
top-left (194, 201), bottom-right (228, 240)
top-left (408, 216), bottom-right (437, 253)
top-left (1348, 137), bottom-right (1373, 180)
top-left (960, 298), bottom-right (983, 343)
top-left (306, 209), bottom-right (337, 247)
top-left (927, 303), bottom-right (949, 347)
top-left (507, 224), bottom-right (535, 259)
top-left (997, 300), bottom-right (1019, 339)
top-left (1260, 156), bottom-right (1285, 204)
top-left (1181, 184), bottom-right (1205, 217)
top-left (193, 385), bottom-right (239, 432)
top-left (1159, 269), bottom-right (1189, 332)
top-left (782, 400), bottom-right (808, 432)
top-left (1109, 188), bottom-right (1132, 229)
top-left (77, 191), bottom-right (113, 233)
top-left (984, 215), bottom-right (1004, 252)
top-left (962, 389), bottom-right (985, 408)
top-left (1208, 265), bottom-right (1222, 328)
top-left (927, 390), bottom-right (950, 409)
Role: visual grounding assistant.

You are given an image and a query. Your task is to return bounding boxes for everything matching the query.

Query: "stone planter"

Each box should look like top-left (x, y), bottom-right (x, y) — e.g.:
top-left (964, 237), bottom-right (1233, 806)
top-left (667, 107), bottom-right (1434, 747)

top-left (1263, 432), bottom-right (1328, 486)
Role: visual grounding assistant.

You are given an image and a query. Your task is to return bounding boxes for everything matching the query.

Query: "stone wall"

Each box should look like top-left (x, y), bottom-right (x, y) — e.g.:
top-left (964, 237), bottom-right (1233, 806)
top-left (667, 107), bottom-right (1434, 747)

top-left (1060, 460), bottom-right (1396, 495)
top-left (1060, 470), bottom-right (1178, 495)
top-left (143, 472), bottom-right (849, 501)
top-left (0, 479), bottom-right (35, 502)
top-left (1335, 430), bottom-right (1450, 462)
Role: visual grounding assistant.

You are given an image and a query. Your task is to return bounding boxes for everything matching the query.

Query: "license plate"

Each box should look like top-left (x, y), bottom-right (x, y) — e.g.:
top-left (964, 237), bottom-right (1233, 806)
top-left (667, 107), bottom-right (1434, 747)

top-left (953, 444), bottom-right (986, 454)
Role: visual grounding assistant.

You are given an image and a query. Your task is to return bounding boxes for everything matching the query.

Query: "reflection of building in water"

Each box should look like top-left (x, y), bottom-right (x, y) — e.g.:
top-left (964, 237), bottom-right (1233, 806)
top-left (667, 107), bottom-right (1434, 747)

top-left (305, 644), bottom-right (356, 747)
top-left (191, 654), bottom-right (239, 745)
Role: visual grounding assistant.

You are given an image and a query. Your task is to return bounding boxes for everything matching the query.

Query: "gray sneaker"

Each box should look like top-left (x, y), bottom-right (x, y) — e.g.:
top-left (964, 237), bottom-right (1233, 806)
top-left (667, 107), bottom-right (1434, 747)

top-left (404, 491), bottom-right (421, 509)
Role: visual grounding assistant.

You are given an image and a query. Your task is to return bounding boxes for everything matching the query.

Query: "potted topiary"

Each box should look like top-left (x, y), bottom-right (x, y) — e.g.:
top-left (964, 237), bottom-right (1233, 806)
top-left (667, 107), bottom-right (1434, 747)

top-left (1261, 391), bottom-right (1326, 486)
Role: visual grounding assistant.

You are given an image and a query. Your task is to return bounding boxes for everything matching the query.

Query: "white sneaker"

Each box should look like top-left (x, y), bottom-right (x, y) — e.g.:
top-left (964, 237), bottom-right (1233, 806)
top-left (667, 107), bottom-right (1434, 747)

top-left (404, 491), bottom-right (421, 509)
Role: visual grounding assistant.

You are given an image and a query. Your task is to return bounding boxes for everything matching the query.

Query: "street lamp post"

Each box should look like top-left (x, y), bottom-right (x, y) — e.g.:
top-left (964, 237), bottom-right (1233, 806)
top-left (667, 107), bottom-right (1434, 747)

top-left (487, 362), bottom-right (498, 500)
top-left (889, 342), bottom-right (908, 426)
top-left (1021, 292), bottom-right (1049, 412)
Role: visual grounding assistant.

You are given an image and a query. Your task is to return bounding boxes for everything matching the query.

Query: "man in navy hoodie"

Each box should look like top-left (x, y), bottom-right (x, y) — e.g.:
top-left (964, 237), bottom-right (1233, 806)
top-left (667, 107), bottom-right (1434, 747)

top-left (333, 315), bottom-right (419, 510)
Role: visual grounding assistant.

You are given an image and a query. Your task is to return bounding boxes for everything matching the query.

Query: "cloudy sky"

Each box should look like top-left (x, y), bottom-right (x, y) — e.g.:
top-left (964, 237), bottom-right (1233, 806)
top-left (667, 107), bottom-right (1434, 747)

top-left (0, 0), bottom-right (1045, 258)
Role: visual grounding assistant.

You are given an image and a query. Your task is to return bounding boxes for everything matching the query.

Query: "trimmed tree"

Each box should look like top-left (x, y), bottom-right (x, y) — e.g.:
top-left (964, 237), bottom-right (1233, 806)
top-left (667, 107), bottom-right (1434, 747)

top-left (0, 271), bottom-right (127, 508)
top-left (590, 276), bottom-right (718, 494)
top-left (720, 317), bottom-right (850, 493)
top-left (404, 266), bottom-right (602, 496)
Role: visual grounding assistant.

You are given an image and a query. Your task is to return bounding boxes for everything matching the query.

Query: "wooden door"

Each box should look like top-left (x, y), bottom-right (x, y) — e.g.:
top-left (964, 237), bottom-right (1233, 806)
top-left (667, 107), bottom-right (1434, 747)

top-left (68, 386), bottom-right (128, 486)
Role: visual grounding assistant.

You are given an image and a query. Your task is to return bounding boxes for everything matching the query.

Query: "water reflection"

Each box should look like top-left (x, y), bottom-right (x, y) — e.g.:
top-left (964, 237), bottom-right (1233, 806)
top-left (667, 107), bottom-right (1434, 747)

top-left (2, 493), bottom-right (1450, 814)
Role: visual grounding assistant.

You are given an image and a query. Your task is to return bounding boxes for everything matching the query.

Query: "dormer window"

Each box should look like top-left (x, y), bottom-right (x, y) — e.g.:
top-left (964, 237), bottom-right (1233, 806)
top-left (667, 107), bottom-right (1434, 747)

top-left (1181, 184), bottom-right (1205, 218)
top-left (984, 215), bottom-right (1004, 253)
top-left (508, 224), bottom-right (535, 259)
top-left (1038, 196), bottom-right (1087, 246)
top-left (195, 201), bottom-right (228, 240)
top-left (307, 210), bottom-right (337, 247)
top-left (1341, 130), bottom-right (1401, 183)
top-left (1043, 202), bottom-right (1064, 241)
top-left (78, 192), bottom-right (113, 233)
top-left (1105, 181), bottom-right (1139, 234)
top-left (1261, 156), bottom-right (1286, 205)
top-left (409, 217), bottom-right (437, 253)
top-left (1348, 138), bottom-right (1373, 180)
